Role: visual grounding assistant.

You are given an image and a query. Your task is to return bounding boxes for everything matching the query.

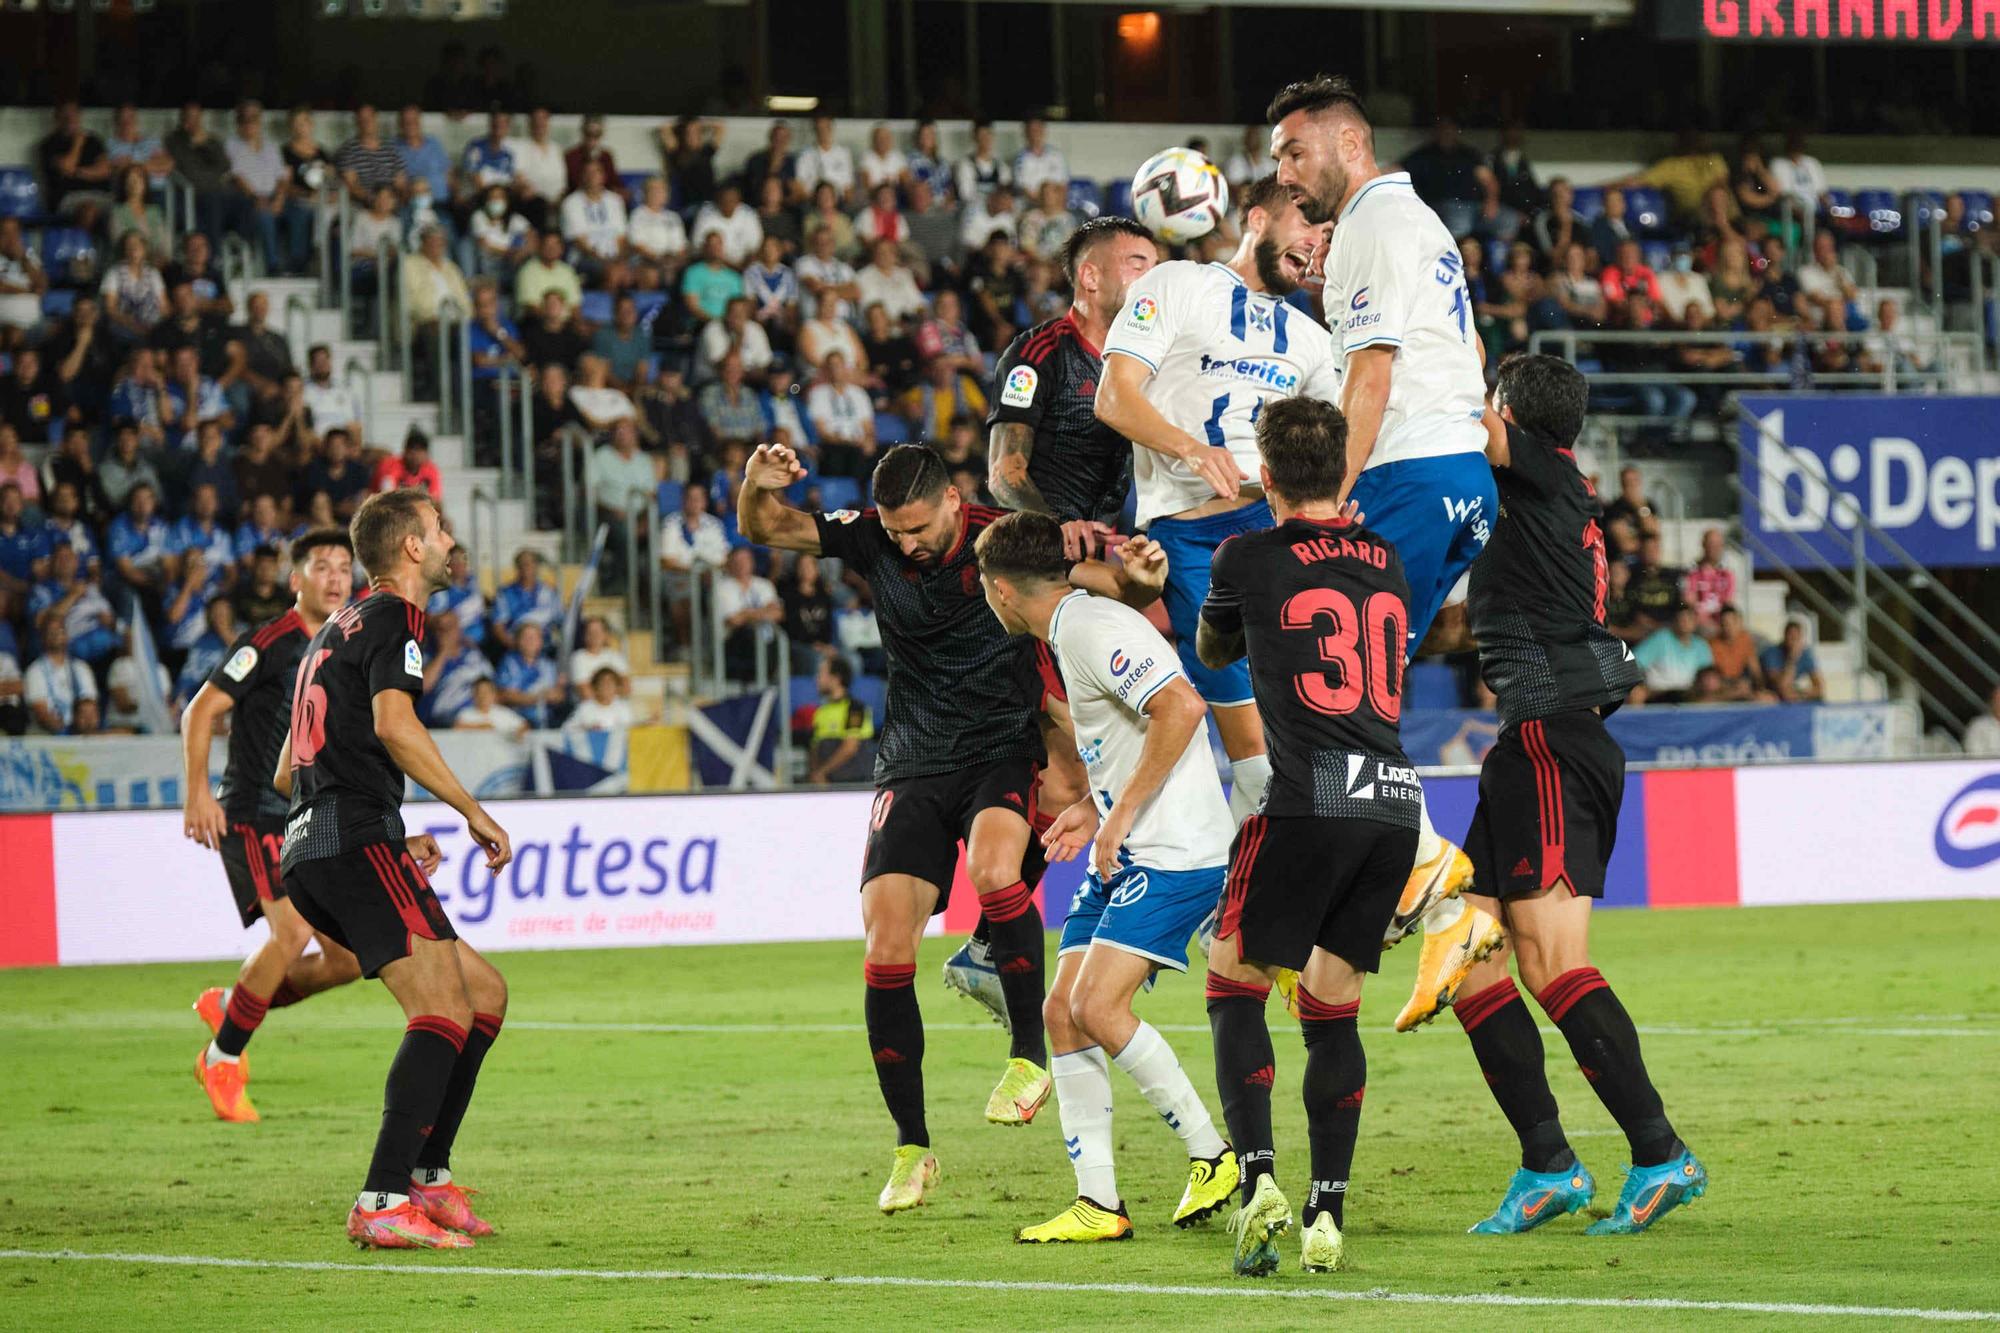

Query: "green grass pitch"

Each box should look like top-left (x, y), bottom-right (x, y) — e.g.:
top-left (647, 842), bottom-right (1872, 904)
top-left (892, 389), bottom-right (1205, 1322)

top-left (1, 900), bottom-right (1996, 1330)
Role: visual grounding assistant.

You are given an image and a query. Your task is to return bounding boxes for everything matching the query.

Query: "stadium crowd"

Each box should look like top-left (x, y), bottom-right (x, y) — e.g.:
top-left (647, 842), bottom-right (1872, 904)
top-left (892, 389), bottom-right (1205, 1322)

top-left (1, 100), bottom-right (1993, 742)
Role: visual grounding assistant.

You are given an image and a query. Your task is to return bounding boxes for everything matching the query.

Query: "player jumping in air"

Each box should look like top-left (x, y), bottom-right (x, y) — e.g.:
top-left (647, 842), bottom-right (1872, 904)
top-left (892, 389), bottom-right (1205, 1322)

top-left (183, 529), bottom-right (362, 1122)
top-left (1094, 175), bottom-right (1343, 831)
top-left (274, 489), bottom-right (515, 1250)
top-left (1268, 73), bottom-right (1507, 1028)
top-left (976, 511), bottom-right (1239, 1244)
top-left (739, 442), bottom-right (1164, 1213)
top-left (939, 215), bottom-right (1162, 1030)
top-left (1446, 353), bottom-right (1707, 1235)
top-left (1197, 397), bottom-right (1422, 1277)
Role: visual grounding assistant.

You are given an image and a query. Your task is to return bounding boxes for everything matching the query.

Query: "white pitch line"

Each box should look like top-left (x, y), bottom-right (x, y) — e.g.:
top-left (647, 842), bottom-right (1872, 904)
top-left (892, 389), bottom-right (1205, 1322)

top-left (0, 1249), bottom-right (1994, 1324)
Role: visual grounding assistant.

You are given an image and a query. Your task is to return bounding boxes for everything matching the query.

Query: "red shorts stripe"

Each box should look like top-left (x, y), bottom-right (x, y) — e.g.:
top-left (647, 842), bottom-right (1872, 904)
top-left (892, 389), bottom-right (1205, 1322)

top-left (1204, 971), bottom-right (1272, 1003)
top-left (1522, 721), bottom-right (1569, 892)
top-left (406, 1014), bottom-right (468, 1051)
top-left (1218, 815), bottom-right (1268, 941)
top-left (235, 824), bottom-right (273, 903)
top-left (365, 843), bottom-right (439, 940)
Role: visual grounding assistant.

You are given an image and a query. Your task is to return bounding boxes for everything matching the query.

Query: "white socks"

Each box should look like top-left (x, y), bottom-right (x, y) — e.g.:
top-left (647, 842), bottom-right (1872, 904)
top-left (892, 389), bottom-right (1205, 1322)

top-left (1229, 753), bottom-right (1272, 824)
top-left (1052, 1046), bottom-right (1118, 1207)
top-left (1111, 1021), bottom-right (1227, 1160)
top-left (414, 1167), bottom-right (451, 1186)
top-left (358, 1191), bottom-right (409, 1211)
top-left (206, 1040), bottom-right (238, 1065)
top-left (1414, 786), bottom-right (1444, 867)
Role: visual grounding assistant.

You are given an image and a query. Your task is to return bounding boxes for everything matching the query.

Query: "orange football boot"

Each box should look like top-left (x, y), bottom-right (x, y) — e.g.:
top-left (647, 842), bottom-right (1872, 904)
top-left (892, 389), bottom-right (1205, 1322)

top-left (409, 1179), bottom-right (494, 1237)
top-left (194, 1046), bottom-right (260, 1123)
top-left (346, 1199), bottom-right (475, 1250)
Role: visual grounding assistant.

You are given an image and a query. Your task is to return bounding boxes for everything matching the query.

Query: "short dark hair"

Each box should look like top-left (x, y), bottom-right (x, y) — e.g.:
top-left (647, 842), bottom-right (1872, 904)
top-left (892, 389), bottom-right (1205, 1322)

top-left (1236, 173), bottom-right (1291, 224)
top-left (1494, 352), bottom-right (1588, 448)
top-left (871, 444), bottom-right (950, 509)
top-left (290, 527), bottom-right (353, 566)
top-left (823, 654), bottom-right (854, 689)
top-left (1254, 397), bottom-right (1349, 503)
top-left (350, 489), bottom-right (434, 575)
top-left (973, 510), bottom-right (1068, 586)
top-left (1061, 214), bottom-right (1152, 286)
top-left (1266, 73), bottom-right (1371, 128)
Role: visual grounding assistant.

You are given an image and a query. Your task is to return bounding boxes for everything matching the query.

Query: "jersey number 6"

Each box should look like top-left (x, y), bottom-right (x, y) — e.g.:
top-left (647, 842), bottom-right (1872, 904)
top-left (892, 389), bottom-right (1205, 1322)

top-left (1280, 587), bottom-right (1407, 721)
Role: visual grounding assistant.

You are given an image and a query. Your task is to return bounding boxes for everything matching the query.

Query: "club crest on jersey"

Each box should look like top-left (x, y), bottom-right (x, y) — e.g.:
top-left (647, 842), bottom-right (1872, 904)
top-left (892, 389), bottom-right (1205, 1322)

top-left (404, 639), bottom-right (424, 677)
top-left (1246, 302), bottom-right (1273, 334)
top-left (222, 645), bottom-right (259, 682)
top-left (1129, 296), bottom-right (1159, 327)
top-left (1001, 364), bottom-right (1038, 408)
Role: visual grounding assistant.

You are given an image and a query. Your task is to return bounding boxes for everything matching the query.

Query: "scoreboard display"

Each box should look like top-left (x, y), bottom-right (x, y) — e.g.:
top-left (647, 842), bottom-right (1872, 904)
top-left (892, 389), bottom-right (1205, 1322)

top-left (1656, 0), bottom-right (2000, 43)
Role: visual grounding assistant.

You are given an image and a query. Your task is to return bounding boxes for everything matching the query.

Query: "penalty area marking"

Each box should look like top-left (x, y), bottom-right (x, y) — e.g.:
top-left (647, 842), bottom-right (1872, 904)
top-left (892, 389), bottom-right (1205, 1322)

top-left (0, 1249), bottom-right (1995, 1324)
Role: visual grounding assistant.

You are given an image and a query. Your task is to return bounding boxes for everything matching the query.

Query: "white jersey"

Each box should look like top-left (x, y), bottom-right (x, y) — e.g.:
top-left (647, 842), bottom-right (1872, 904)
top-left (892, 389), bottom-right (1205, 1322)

top-left (1322, 172), bottom-right (1488, 469)
top-left (1104, 260), bottom-right (1342, 528)
top-left (1049, 591), bottom-right (1232, 872)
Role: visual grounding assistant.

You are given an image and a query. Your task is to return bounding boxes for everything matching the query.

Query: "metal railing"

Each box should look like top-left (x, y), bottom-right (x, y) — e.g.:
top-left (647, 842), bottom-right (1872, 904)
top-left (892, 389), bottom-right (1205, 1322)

top-left (465, 484), bottom-right (502, 601)
top-left (341, 353), bottom-right (377, 448)
top-left (218, 233), bottom-right (257, 287)
top-left (432, 296), bottom-right (468, 438)
top-left (491, 360), bottom-right (536, 514)
top-left (1970, 251), bottom-right (1999, 374)
top-left (1528, 328), bottom-right (1975, 393)
top-left (282, 292), bottom-right (314, 364)
top-left (557, 424), bottom-right (595, 561)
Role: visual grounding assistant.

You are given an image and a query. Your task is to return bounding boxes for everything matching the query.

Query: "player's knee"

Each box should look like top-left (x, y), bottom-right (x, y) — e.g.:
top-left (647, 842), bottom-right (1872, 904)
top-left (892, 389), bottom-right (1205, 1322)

top-left (1067, 980), bottom-right (1124, 1047)
top-left (967, 853), bottom-right (1022, 897)
top-left (1512, 936), bottom-right (1589, 997)
top-left (1043, 989), bottom-right (1079, 1046)
top-left (464, 959), bottom-right (508, 1018)
top-left (862, 918), bottom-right (918, 965)
top-left (270, 910), bottom-right (315, 957)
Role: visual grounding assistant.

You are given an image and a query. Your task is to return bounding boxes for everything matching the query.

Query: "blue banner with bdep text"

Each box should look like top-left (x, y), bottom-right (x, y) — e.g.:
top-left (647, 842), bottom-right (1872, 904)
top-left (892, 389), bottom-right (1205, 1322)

top-left (1398, 703), bottom-right (1909, 769)
top-left (1738, 396), bottom-right (2000, 570)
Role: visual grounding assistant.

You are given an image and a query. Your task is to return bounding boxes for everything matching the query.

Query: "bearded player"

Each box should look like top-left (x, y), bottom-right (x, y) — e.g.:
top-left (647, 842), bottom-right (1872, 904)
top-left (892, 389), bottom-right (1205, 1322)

top-left (1268, 73), bottom-right (1506, 1028)
top-left (183, 529), bottom-right (362, 1123)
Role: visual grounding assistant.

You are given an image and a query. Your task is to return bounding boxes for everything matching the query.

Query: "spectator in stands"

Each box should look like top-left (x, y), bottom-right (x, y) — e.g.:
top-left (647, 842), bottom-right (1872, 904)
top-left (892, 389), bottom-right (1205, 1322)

top-left (514, 228), bottom-right (583, 314)
top-left (1756, 236), bottom-right (1802, 320)
top-left (395, 103), bottom-right (454, 212)
top-left (1961, 684), bottom-right (2000, 757)
top-left (1860, 298), bottom-right (1932, 378)
top-left (182, 421), bottom-right (240, 518)
top-left (752, 175), bottom-right (801, 259)
top-left (106, 103), bottom-right (172, 183)
top-left (470, 183), bottom-right (533, 279)
top-left (164, 344), bottom-right (231, 451)
top-left (902, 357), bottom-right (986, 444)
top-left (43, 471), bottom-right (102, 554)
top-left (344, 185), bottom-right (401, 303)
top-left (1600, 239), bottom-right (1663, 319)
top-left (225, 291), bottom-right (293, 418)
top-left (564, 114), bottom-right (618, 196)
top-left (1627, 533), bottom-right (1682, 637)
top-left (160, 549), bottom-right (221, 657)
top-left (492, 549), bottom-right (561, 658)
top-left (801, 182), bottom-right (859, 260)
top-left (1527, 178), bottom-right (1582, 263)
top-left (1602, 465), bottom-right (1659, 537)
top-left (1490, 121), bottom-right (1543, 221)
top-left (497, 619), bottom-right (563, 728)
top-left (776, 550), bottom-right (835, 662)
top-left (682, 232), bottom-right (746, 326)
top-left (521, 288), bottom-right (589, 372)
top-left (1586, 188), bottom-right (1637, 269)
top-left (420, 610), bottom-right (490, 726)
top-left (743, 120), bottom-right (799, 205)
top-left (24, 612), bottom-right (96, 735)
top-left (109, 633), bottom-right (175, 730)
top-left (698, 296), bottom-right (774, 385)
top-left (108, 481), bottom-right (170, 601)
top-left (229, 501), bottom-right (284, 578)
top-left (226, 100), bottom-right (297, 276)
top-left (1709, 604), bottom-right (1770, 701)
top-left (1019, 181), bottom-right (1079, 263)
top-left (639, 363), bottom-right (708, 458)
top-left (660, 116), bottom-right (722, 208)
top-left (1653, 246), bottom-right (1714, 327)
top-left (299, 427), bottom-right (368, 521)
top-left (1013, 116), bottom-right (1068, 198)
top-left (108, 165), bottom-right (171, 267)
top-left (1622, 128), bottom-right (1729, 226)
top-left (566, 665), bottom-right (635, 733)
top-left (0, 350), bottom-right (59, 447)
top-left (1672, 306), bottom-right (1740, 390)
top-left (281, 106), bottom-right (332, 212)
top-left (1707, 241), bottom-right (1756, 328)
top-left (915, 287), bottom-right (981, 381)
top-left (101, 230), bottom-right (167, 347)
top-left (1631, 603), bottom-right (1712, 705)
top-left (1768, 129), bottom-right (1828, 221)
top-left (568, 613), bottom-right (632, 692)
top-left (150, 278), bottom-right (231, 383)
top-left (1404, 115), bottom-right (1502, 241)
top-left (628, 175), bottom-right (688, 290)
top-left (760, 366), bottom-right (809, 453)
top-left (807, 353), bottom-right (876, 478)
top-left (1761, 620), bottom-right (1824, 703)
top-left (98, 423), bottom-right (159, 515)
top-left (1220, 124), bottom-right (1266, 188)
top-left (589, 418), bottom-right (657, 591)
top-left (372, 430), bottom-right (444, 500)
top-left (1489, 242), bottom-right (1552, 351)
top-left (1797, 230), bottom-right (1861, 332)
top-left (796, 114), bottom-right (856, 204)
top-left (570, 353), bottom-right (638, 435)
top-left (1732, 296), bottom-right (1790, 375)
top-left (233, 425), bottom-right (291, 513)
top-left (855, 239), bottom-right (926, 327)
top-left (0, 218), bottom-right (47, 355)
top-left (454, 676), bottom-right (528, 738)
top-left (1729, 135), bottom-right (1781, 223)
top-left (853, 182), bottom-right (910, 253)
top-left (964, 229), bottom-right (1025, 350)
top-left (331, 103), bottom-right (404, 211)
top-left (402, 225), bottom-right (472, 352)
top-left (806, 653), bottom-right (874, 784)
top-left (658, 483), bottom-right (727, 650)
top-left (1548, 241), bottom-right (1607, 329)
top-left (1682, 528), bottom-right (1735, 630)
top-left (906, 120), bottom-right (951, 198)
top-left (427, 546), bottom-right (486, 651)
top-left (959, 183), bottom-right (1021, 253)
top-left (715, 545), bottom-right (782, 682)
top-left (742, 234), bottom-right (799, 336)
top-left (795, 225), bottom-right (860, 324)
top-left (0, 628), bottom-right (20, 734)
top-left (41, 298), bottom-right (109, 426)
top-left (592, 292), bottom-right (654, 393)
top-left (30, 540), bottom-right (118, 666)
top-left (957, 120), bottom-right (1011, 206)
top-left (862, 301), bottom-right (921, 399)
top-left (904, 177), bottom-right (961, 284)
top-left (694, 182), bottom-right (764, 268)
top-left (560, 161), bottom-right (631, 292)
top-left (511, 107), bottom-right (569, 232)
top-left (170, 480), bottom-right (236, 577)
top-left (461, 109), bottom-right (519, 209)
top-left (37, 100), bottom-right (112, 232)
top-left (697, 352), bottom-right (768, 449)
top-left (859, 123), bottom-right (908, 194)
top-left (234, 543), bottom-right (290, 626)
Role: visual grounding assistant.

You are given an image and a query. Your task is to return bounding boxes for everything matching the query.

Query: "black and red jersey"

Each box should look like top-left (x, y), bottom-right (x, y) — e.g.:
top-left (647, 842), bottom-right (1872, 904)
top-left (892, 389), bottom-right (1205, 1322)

top-left (987, 314), bottom-right (1131, 527)
top-left (1201, 516), bottom-right (1419, 826)
top-left (279, 589), bottom-right (427, 870)
top-left (813, 503), bottom-right (1041, 783)
top-left (208, 607), bottom-right (311, 824)
top-left (1470, 422), bottom-right (1643, 727)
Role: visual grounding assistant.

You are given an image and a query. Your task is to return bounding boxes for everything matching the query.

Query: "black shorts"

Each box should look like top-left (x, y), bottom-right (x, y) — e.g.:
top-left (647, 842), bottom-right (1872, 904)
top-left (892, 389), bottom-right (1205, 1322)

top-left (282, 840), bottom-right (458, 979)
top-left (862, 757), bottom-right (1039, 914)
top-left (1217, 814), bottom-right (1418, 974)
top-left (219, 817), bottom-right (287, 928)
top-left (1466, 710), bottom-right (1626, 901)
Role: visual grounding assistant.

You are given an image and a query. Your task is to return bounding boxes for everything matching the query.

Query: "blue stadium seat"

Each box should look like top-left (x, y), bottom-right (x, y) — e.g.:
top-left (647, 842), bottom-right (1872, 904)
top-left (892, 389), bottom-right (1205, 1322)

top-left (1625, 187), bottom-right (1669, 236)
top-left (1960, 189), bottom-right (1995, 232)
top-left (1105, 178), bottom-right (1134, 217)
top-left (1570, 186), bottom-right (1607, 223)
top-left (0, 168), bottom-right (39, 219)
top-left (1853, 188), bottom-right (1902, 235)
top-left (1641, 240), bottom-right (1674, 273)
top-left (618, 171), bottom-right (650, 207)
top-left (873, 411), bottom-right (909, 445)
top-left (849, 672), bottom-right (887, 720)
top-left (1822, 188), bottom-right (1857, 226)
top-left (788, 674), bottom-right (820, 710)
top-left (1066, 178), bottom-right (1103, 219)
top-left (1406, 661), bottom-right (1462, 711)
top-left (1484, 239), bottom-right (1508, 276)
top-left (579, 290), bottom-right (614, 326)
top-left (1907, 190), bottom-right (1947, 230)
top-left (41, 227), bottom-right (95, 286)
top-left (40, 289), bottom-right (75, 320)
top-left (656, 479), bottom-right (684, 518)
top-left (816, 476), bottom-right (863, 512)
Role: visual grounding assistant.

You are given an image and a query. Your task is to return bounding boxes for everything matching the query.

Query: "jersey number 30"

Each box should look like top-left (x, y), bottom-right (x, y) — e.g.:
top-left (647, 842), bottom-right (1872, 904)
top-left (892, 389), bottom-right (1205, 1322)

top-left (1281, 588), bottom-right (1407, 720)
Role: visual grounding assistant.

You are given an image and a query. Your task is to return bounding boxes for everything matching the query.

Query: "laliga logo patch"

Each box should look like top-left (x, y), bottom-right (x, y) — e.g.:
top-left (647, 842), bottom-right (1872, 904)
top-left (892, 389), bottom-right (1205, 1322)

top-left (1107, 871), bottom-right (1150, 908)
top-left (1129, 296), bottom-right (1158, 326)
top-left (1109, 650), bottom-right (1131, 677)
top-left (222, 645), bottom-right (259, 682)
top-left (826, 509), bottom-right (861, 524)
top-left (1000, 364), bottom-right (1038, 408)
top-left (1934, 773), bottom-right (2000, 870)
top-left (404, 639), bottom-right (425, 677)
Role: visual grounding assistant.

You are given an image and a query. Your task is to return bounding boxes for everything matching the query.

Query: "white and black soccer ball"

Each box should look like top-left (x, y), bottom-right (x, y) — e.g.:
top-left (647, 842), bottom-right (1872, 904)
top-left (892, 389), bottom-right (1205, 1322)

top-left (1130, 147), bottom-right (1228, 244)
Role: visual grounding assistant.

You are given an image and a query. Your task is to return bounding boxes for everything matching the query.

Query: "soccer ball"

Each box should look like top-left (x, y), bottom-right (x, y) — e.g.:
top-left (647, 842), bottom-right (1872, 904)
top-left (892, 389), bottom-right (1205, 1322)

top-left (1130, 147), bottom-right (1228, 244)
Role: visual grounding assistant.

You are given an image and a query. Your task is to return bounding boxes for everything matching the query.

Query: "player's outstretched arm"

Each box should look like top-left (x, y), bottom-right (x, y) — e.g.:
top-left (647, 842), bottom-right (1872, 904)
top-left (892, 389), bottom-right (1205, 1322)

top-left (1095, 352), bottom-right (1245, 500)
top-left (272, 731), bottom-right (293, 801)
top-left (1337, 345), bottom-right (1395, 507)
top-left (1067, 534), bottom-right (1167, 610)
top-left (1195, 618), bottom-right (1246, 672)
top-left (1093, 675), bottom-right (1206, 880)
top-left (737, 443), bottom-right (822, 553)
top-left (180, 682), bottom-right (234, 849)
top-left (372, 688), bottom-right (513, 873)
top-left (986, 422), bottom-right (1051, 514)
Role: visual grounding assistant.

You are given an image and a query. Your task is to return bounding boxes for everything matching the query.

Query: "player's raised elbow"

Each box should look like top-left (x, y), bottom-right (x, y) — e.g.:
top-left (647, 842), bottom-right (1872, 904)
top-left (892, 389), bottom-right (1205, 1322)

top-left (1194, 621), bottom-right (1242, 672)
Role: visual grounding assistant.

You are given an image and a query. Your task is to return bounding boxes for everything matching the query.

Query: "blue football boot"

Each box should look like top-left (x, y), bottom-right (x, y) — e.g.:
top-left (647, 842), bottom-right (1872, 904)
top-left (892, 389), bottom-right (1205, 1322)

top-left (941, 937), bottom-right (1010, 1032)
top-left (1586, 1150), bottom-right (1708, 1235)
top-left (1468, 1162), bottom-right (1596, 1234)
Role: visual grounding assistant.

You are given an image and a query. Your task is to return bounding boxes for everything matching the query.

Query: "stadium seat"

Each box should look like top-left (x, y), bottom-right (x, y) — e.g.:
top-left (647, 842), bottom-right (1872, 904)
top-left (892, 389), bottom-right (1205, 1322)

top-left (816, 476), bottom-right (863, 512)
top-left (41, 227), bottom-right (96, 287)
top-left (629, 289), bottom-right (669, 328)
top-left (873, 411), bottom-right (909, 445)
top-left (579, 290), bottom-right (614, 326)
top-left (39, 289), bottom-right (75, 320)
top-left (1642, 240), bottom-right (1674, 273)
top-left (1570, 186), bottom-right (1607, 224)
top-left (656, 479), bottom-right (684, 517)
top-left (1625, 187), bottom-right (1669, 236)
top-left (1105, 178), bottom-right (1134, 217)
top-left (619, 170), bottom-right (650, 207)
top-left (1822, 188), bottom-right (1857, 225)
top-left (1959, 189), bottom-right (1995, 232)
top-left (0, 168), bottom-right (39, 219)
top-left (1405, 661), bottom-right (1462, 711)
top-left (849, 671), bottom-right (887, 720)
top-left (1067, 178), bottom-right (1103, 219)
top-left (1907, 190), bottom-right (1947, 231)
top-left (788, 674), bottom-right (820, 710)
top-left (1484, 239), bottom-right (1508, 276)
top-left (1853, 188), bottom-right (1902, 235)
